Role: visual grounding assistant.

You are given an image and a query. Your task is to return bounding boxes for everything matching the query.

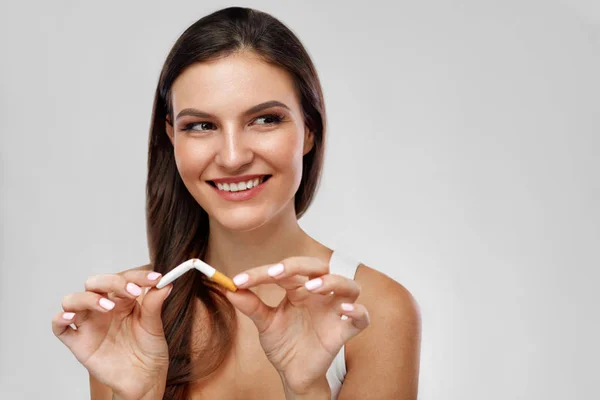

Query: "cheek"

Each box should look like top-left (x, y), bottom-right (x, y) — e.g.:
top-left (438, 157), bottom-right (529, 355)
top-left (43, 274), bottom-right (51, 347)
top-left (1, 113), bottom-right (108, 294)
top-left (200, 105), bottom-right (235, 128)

top-left (173, 139), bottom-right (212, 178)
top-left (258, 129), bottom-right (304, 170)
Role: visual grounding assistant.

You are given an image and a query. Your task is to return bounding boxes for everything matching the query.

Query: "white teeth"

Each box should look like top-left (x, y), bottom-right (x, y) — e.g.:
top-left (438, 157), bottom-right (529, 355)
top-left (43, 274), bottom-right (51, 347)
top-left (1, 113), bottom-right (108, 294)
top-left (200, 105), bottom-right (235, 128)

top-left (215, 176), bottom-right (268, 192)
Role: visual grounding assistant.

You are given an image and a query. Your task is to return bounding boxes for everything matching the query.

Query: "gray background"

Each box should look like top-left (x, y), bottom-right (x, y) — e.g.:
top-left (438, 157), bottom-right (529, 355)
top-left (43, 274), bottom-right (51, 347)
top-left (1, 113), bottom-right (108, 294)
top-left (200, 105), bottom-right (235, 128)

top-left (1, 0), bottom-right (599, 399)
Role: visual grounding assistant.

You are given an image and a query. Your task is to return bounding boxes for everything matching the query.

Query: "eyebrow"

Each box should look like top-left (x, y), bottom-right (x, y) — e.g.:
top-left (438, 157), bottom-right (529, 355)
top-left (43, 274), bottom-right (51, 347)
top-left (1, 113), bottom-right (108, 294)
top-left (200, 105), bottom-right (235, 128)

top-left (175, 100), bottom-right (291, 121)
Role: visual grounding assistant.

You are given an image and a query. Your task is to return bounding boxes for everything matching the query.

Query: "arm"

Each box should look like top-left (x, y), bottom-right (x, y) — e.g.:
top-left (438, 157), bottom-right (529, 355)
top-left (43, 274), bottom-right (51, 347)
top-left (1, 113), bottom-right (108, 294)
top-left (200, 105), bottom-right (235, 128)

top-left (90, 374), bottom-right (113, 400)
top-left (338, 265), bottom-right (422, 400)
top-left (89, 375), bottom-right (163, 400)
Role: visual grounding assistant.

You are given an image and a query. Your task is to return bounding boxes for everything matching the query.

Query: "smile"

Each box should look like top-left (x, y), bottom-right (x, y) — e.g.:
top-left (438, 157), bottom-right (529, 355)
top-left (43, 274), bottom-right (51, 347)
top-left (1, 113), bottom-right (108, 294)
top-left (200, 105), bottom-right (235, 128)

top-left (207, 175), bottom-right (272, 201)
top-left (209, 175), bottom-right (271, 192)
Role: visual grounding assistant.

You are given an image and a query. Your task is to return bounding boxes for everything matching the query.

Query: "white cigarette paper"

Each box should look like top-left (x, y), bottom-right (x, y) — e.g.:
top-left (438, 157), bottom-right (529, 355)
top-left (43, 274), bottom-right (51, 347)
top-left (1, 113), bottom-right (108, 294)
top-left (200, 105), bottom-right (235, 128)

top-left (154, 258), bottom-right (238, 292)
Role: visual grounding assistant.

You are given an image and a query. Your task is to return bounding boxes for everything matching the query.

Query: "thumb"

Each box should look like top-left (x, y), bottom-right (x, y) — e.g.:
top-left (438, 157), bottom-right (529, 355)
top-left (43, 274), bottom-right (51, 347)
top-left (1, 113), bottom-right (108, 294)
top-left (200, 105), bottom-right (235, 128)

top-left (139, 284), bottom-right (172, 336)
top-left (225, 289), bottom-right (273, 333)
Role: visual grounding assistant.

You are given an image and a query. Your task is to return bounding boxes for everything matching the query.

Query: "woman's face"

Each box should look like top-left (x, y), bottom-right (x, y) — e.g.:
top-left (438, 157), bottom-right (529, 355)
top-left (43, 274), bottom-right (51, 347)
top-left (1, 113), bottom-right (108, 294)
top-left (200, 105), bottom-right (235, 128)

top-left (166, 51), bottom-right (314, 232)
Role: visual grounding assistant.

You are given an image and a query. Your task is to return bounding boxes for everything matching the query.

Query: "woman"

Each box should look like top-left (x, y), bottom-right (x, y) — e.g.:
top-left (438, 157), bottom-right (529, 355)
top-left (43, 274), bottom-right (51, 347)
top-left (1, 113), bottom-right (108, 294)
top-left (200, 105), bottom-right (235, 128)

top-left (51, 6), bottom-right (421, 399)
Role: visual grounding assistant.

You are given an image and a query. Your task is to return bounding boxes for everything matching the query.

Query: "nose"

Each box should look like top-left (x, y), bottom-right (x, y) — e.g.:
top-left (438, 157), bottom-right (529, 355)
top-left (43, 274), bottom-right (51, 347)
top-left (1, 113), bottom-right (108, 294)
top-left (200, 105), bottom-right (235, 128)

top-left (213, 126), bottom-right (254, 172)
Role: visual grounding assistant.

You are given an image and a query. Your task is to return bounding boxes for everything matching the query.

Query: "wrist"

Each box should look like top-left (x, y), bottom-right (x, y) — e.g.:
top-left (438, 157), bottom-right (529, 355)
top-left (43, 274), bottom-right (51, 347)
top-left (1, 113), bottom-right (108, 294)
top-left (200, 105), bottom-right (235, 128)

top-left (280, 375), bottom-right (331, 400)
top-left (113, 389), bottom-right (165, 400)
top-left (112, 379), bottom-right (166, 400)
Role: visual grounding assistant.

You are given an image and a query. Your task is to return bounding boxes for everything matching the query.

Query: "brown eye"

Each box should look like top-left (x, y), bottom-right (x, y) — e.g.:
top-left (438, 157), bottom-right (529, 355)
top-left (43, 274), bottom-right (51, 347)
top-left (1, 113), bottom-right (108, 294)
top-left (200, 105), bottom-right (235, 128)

top-left (254, 114), bottom-right (284, 125)
top-left (182, 122), bottom-right (216, 131)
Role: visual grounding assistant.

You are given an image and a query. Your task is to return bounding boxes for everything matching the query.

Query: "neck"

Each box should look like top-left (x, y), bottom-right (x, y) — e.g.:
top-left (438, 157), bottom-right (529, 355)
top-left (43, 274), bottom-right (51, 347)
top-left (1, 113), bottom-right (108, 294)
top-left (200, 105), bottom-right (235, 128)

top-left (204, 201), bottom-right (316, 278)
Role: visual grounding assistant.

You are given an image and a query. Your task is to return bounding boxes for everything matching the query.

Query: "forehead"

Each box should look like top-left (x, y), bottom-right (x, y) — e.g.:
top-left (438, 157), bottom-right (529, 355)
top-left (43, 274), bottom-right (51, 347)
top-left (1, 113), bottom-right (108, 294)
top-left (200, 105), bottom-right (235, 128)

top-left (170, 51), bottom-right (299, 114)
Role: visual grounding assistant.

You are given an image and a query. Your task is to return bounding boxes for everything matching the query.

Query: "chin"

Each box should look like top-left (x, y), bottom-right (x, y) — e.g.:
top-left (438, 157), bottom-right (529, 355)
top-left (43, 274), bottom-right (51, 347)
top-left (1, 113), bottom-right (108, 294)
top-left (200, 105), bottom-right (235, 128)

top-left (209, 207), bottom-right (273, 232)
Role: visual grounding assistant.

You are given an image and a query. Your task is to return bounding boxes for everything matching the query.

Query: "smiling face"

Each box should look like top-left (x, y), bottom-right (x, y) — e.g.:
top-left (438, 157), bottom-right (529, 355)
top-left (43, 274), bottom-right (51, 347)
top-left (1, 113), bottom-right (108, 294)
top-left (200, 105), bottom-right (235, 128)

top-left (165, 51), bottom-right (314, 232)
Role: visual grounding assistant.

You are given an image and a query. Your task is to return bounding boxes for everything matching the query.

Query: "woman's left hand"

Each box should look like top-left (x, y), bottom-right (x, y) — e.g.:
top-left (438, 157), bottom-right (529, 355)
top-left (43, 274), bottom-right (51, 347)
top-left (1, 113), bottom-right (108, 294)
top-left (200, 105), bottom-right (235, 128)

top-left (224, 256), bottom-right (371, 396)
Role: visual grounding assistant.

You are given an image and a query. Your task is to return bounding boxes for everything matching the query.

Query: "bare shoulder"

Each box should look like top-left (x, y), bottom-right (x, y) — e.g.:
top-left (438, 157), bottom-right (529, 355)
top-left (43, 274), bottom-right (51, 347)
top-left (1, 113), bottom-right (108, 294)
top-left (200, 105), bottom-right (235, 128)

top-left (353, 263), bottom-right (420, 317)
top-left (339, 263), bottom-right (421, 398)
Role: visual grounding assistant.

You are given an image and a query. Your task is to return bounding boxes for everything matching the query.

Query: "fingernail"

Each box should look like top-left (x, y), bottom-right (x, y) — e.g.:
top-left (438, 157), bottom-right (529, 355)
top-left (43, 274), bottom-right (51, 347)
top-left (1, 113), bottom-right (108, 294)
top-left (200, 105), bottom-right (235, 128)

top-left (166, 286), bottom-right (173, 297)
top-left (147, 272), bottom-right (161, 280)
top-left (268, 263), bottom-right (284, 277)
top-left (305, 278), bottom-right (323, 291)
top-left (126, 282), bottom-right (142, 296)
top-left (233, 273), bottom-right (249, 285)
top-left (62, 312), bottom-right (75, 320)
top-left (341, 303), bottom-right (354, 312)
top-left (99, 298), bottom-right (115, 310)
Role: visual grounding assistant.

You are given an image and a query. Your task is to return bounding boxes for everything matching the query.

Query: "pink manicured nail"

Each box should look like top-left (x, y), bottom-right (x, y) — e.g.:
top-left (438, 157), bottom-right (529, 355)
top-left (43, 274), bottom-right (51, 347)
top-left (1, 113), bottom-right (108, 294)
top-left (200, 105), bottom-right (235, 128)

top-left (268, 263), bottom-right (284, 277)
top-left (305, 278), bottom-right (323, 291)
top-left (126, 282), bottom-right (142, 296)
top-left (233, 273), bottom-right (249, 285)
top-left (62, 312), bottom-right (75, 320)
top-left (341, 303), bottom-right (354, 312)
top-left (147, 272), bottom-right (161, 280)
top-left (99, 298), bottom-right (115, 310)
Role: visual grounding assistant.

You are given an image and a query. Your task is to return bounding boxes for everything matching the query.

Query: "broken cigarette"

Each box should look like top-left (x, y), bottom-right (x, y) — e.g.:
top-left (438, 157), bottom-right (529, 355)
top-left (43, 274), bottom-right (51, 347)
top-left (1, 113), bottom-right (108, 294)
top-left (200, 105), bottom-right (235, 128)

top-left (155, 258), bottom-right (238, 292)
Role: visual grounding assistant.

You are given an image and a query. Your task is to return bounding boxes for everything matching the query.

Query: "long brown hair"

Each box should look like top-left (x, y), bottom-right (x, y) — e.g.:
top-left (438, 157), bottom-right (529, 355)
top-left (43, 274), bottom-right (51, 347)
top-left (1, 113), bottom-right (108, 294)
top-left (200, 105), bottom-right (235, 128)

top-left (145, 6), bottom-right (327, 399)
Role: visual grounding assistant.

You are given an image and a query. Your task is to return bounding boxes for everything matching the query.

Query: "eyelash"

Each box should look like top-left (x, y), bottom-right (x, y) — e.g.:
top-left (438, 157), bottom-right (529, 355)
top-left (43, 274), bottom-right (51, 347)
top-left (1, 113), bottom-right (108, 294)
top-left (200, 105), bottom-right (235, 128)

top-left (180, 113), bottom-right (286, 132)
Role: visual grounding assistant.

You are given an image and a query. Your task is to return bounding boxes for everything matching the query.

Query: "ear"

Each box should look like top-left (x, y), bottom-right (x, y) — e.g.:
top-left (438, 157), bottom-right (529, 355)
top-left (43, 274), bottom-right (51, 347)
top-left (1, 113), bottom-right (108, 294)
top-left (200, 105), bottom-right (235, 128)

top-left (303, 125), bottom-right (315, 155)
top-left (165, 116), bottom-right (174, 145)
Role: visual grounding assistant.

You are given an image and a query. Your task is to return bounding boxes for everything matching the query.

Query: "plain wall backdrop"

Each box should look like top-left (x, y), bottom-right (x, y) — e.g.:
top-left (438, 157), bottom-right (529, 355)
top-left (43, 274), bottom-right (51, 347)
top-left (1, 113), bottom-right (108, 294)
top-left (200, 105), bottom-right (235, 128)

top-left (1, 0), bottom-right (599, 399)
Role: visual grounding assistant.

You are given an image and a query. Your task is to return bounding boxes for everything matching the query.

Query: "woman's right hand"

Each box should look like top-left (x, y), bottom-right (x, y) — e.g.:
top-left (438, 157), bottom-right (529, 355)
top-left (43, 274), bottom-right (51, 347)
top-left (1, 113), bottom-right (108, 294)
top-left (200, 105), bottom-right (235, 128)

top-left (52, 270), bottom-right (172, 400)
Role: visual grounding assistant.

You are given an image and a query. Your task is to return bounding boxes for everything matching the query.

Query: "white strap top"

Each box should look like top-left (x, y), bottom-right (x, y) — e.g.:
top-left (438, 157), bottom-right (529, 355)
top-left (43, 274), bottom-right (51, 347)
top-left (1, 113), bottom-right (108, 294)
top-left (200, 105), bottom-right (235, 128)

top-left (325, 250), bottom-right (362, 399)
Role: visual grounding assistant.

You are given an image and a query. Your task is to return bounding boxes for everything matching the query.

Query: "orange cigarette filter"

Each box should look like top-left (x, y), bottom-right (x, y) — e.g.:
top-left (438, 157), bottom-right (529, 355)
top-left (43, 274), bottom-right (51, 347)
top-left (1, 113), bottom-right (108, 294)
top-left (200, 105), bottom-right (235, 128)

top-left (211, 270), bottom-right (238, 292)
top-left (192, 259), bottom-right (238, 292)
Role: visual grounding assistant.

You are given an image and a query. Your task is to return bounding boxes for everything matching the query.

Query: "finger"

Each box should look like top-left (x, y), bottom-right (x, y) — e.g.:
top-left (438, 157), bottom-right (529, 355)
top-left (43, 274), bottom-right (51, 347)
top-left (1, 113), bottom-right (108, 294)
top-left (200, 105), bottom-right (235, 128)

top-left (224, 289), bottom-right (274, 334)
top-left (139, 284), bottom-right (172, 336)
top-left (52, 311), bottom-right (78, 347)
top-left (269, 274), bottom-right (308, 291)
top-left (232, 256), bottom-right (329, 290)
top-left (84, 271), bottom-right (162, 300)
top-left (64, 308), bottom-right (91, 329)
top-left (339, 303), bottom-right (371, 342)
top-left (62, 292), bottom-right (116, 313)
top-left (120, 269), bottom-right (163, 287)
top-left (303, 274), bottom-right (361, 302)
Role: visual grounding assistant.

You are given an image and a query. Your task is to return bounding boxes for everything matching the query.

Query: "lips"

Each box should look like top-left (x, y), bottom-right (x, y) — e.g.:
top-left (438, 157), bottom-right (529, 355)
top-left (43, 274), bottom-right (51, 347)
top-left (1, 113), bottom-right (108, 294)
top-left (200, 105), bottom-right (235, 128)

top-left (208, 174), bottom-right (271, 201)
